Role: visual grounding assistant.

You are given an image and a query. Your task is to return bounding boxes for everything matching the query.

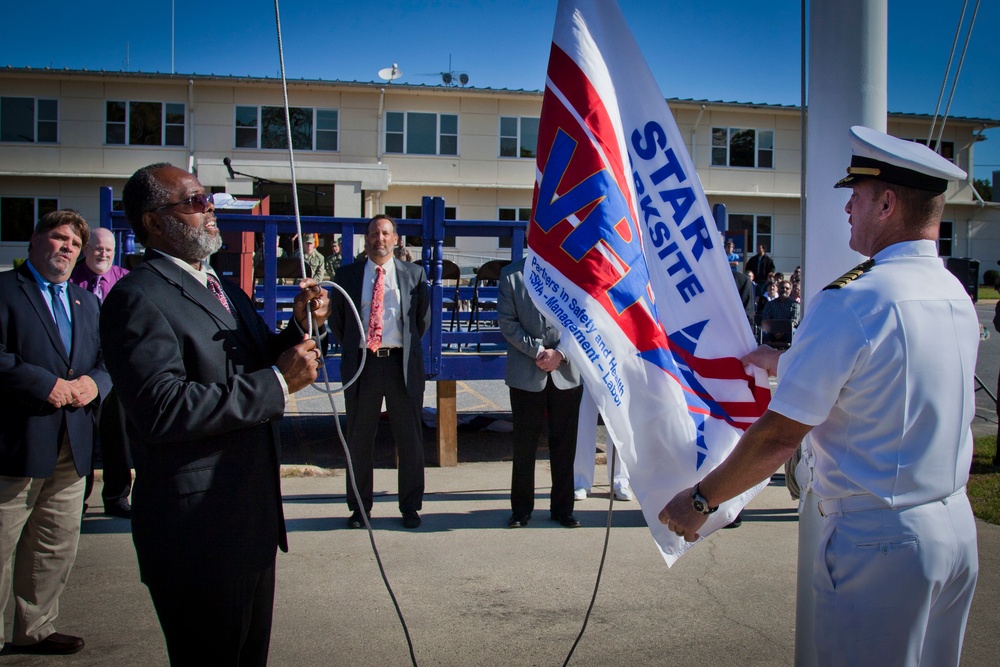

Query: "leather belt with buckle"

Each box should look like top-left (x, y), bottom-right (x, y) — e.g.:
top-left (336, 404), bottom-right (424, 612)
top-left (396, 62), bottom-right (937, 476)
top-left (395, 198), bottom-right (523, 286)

top-left (374, 348), bottom-right (399, 358)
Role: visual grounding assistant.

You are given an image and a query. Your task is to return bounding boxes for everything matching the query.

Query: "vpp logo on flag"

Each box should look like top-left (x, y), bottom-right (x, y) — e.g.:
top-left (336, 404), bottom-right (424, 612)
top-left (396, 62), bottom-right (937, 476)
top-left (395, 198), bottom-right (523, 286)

top-left (527, 0), bottom-right (770, 565)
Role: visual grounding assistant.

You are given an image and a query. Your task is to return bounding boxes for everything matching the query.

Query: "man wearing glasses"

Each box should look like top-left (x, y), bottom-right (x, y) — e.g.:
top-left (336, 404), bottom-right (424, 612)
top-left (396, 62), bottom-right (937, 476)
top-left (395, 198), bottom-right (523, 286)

top-left (101, 163), bottom-right (329, 665)
top-left (760, 280), bottom-right (800, 326)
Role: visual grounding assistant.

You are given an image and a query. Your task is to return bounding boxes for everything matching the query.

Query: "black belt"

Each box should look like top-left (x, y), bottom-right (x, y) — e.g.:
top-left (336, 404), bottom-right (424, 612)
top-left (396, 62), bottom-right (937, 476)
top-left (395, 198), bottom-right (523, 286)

top-left (373, 347), bottom-right (401, 357)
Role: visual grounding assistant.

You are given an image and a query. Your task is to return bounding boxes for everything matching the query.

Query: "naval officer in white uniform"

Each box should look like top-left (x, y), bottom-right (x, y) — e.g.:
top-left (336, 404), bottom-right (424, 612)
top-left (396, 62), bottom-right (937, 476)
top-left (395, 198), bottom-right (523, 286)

top-left (658, 126), bottom-right (979, 667)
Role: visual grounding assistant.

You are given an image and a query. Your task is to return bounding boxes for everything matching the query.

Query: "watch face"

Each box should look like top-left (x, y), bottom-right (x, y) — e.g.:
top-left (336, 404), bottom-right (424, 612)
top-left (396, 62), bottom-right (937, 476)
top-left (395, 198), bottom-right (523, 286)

top-left (692, 487), bottom-right (716, 514)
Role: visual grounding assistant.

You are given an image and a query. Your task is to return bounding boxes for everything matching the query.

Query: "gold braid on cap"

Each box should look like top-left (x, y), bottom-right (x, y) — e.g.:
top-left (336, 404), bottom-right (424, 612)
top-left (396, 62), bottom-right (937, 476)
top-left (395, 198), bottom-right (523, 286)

top-left (823, 259), bottom-right (875, 290)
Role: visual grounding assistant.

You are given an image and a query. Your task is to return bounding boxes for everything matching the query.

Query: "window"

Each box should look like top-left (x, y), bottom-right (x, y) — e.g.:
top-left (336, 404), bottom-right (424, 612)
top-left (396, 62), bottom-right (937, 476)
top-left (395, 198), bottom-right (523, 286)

top-left (106, 101), bottom-right (185, 146)
top-left (912, 138), bottom-right (955, 162)
top-left (0, 196), bottom-right (58, 243)
top-left (938, 221), bottom-right (953, 257)
top-left (384, 204), bottom-right (456, 247)
top-left (728, 214), bottom-right (772, 257)
top-left (385, 111), bottom-right (458, 156)
top-left (497, 207), bottom-right (531, 248)
top-left (1, 97), bottom-right (58, 143)
top-left (256, 182), bottom-right (333, 217)
top-left (499, 116), bottom-right (539, 158)
top-left (234, 106), bottom-right (338, 151)
top-left (711, 127), bottom-right (773, 168)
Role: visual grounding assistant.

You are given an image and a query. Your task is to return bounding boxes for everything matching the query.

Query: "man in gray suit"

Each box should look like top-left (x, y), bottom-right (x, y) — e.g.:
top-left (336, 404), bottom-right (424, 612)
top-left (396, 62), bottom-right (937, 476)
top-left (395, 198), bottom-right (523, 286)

top-left (330, 215), bottom-right (430, 529)
top-left (498, 258), bottom-right (583, 528)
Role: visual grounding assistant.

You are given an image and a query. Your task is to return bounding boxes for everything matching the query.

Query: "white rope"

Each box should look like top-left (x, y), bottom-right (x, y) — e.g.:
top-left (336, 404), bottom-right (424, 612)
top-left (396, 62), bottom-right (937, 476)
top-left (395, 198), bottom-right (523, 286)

top-left (272, 2), bottom-right (417, 665)
top-left (927, 0), bottom-right (980, 153)
top-left (933, 0), bottom-right (980, 153)
top-left (926, 0), bottom-right (967, 145)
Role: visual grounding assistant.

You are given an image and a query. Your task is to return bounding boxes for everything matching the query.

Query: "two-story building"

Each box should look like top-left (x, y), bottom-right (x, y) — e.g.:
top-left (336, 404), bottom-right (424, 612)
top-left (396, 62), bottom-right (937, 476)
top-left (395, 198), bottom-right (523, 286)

top-left (2, 67), bottom-right (998, 276)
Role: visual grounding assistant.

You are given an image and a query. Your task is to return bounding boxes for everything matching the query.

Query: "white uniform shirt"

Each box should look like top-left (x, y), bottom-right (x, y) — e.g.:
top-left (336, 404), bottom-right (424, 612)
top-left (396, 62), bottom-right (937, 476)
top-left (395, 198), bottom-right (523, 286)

top-left (768, 240), bottom-right (979, 507)
top-left (361, 258), bottom-right (403, 349)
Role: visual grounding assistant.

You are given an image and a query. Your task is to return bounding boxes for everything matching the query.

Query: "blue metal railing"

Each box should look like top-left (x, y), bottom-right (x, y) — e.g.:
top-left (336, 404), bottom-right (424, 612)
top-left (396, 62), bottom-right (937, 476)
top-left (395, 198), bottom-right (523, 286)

top-left (99, 188), bottom-right (524, 382)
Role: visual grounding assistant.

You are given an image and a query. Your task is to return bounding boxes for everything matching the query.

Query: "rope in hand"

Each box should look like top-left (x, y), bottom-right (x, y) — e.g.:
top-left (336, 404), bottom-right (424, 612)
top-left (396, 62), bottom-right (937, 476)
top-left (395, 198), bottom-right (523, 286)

top-left (272, 2), bottom-right (418, 665)
top-left (271, 4), bottom-right (625, 665)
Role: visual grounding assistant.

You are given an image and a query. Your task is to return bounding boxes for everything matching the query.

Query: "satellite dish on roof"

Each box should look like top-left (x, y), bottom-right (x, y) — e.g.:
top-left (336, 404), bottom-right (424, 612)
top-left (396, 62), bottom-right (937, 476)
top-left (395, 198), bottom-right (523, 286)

top-left (458, 73), bottom-right (469, 86)
top-left (441, 72), bottom-right (453, 86)
top-left (378, 63), bottom-right (402, 82)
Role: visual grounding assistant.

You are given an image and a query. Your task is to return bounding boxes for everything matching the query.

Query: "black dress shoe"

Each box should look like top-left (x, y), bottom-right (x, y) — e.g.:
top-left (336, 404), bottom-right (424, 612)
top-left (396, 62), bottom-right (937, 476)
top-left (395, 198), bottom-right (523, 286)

top-left (552, 513), bottom-right (581, 528)
top-left (507, 513), bottom-right (530, 528)
top-left (13, 632), bottom-right (85, 655)
top-left (401, 511), bottom-right (421, 529)
top-left (724, 511), bottom-right (743, 529)
top-left (103, 500), bottom-right (131, 519)
top-left (347, 511), bottom-right (368, 529)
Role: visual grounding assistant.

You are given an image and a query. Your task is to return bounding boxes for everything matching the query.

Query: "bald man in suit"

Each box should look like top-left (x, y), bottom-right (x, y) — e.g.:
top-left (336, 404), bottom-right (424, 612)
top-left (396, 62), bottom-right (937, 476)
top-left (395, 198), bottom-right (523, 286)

top-left (330, 214), bottom-right (430, 530)
top-left (101, 163), bottom-right (327, 665)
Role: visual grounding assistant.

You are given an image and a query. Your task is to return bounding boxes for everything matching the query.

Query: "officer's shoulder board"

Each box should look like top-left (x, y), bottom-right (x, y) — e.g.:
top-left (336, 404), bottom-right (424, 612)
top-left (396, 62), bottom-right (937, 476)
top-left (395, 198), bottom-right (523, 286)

top-left (823, 259), bottom-right (875, 290)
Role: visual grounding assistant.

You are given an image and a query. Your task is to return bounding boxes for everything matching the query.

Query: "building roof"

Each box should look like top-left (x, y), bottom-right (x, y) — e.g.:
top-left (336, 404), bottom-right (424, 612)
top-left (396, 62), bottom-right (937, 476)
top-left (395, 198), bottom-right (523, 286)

top-left (3, 66), bottom-right (999, 127)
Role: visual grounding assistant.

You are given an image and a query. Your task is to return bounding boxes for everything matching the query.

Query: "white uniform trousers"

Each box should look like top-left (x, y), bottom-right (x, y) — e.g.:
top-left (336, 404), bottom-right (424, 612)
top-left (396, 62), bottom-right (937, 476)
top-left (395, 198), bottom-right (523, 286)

top-left (573, 384), bottom-right (629, 491)
top-left (813, 490), bottom-right (978, 667)
top-left (0, 439), bottom-right (85, 645)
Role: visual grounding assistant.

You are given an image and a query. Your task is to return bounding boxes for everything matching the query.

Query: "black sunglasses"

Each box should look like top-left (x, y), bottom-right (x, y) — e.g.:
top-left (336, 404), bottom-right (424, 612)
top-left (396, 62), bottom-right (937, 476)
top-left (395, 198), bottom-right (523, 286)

top-left (150, 193), bottom-right (213, 214)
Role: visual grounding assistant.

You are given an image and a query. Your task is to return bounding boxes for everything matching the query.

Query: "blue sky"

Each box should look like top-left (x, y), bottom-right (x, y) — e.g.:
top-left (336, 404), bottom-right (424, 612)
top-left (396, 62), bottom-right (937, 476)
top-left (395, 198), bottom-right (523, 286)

top-left (3, 0), bottom-right (998, 180)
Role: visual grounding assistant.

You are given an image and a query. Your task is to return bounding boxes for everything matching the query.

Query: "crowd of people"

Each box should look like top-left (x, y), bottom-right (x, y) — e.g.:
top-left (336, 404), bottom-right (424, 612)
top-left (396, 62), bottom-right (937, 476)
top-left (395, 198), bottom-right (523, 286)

top-left (0, 125), bottom-right (984, 665)
top-left (729, 243), bottom-right (804, 346)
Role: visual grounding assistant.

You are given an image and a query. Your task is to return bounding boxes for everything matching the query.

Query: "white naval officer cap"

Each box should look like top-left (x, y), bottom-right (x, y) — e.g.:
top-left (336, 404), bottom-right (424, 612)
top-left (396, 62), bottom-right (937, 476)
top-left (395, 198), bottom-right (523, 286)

top-left (834, 125), bottom-right (967, 193)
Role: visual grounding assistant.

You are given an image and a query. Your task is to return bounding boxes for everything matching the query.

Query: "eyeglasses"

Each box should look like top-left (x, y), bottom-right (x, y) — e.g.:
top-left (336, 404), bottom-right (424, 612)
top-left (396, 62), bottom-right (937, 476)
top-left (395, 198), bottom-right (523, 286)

top-left (150, 193), bottom-right (213, 214)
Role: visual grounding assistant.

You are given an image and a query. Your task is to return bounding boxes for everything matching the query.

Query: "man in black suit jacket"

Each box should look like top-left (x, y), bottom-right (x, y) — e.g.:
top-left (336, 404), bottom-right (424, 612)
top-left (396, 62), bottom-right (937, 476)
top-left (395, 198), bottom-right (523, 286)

top-left (0, 210), bottom-right (111, 655)
top-left (100, 163), bottom-right (328, 666)
top-left (330, 215), bottom-right (430, 529)
top-left (745, 244), bottom-right (776, 290)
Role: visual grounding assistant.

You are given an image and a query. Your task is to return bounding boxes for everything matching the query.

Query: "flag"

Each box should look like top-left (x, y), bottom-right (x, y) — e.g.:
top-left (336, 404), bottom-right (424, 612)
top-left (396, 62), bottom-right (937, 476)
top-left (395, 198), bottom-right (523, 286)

top-left (527, 0), bottom-right (772, 565)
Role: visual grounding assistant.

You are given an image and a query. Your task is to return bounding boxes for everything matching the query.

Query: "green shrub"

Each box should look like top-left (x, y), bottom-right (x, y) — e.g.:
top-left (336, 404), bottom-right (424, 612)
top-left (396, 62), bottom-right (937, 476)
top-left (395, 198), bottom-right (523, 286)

top-left (983, 269), bottom-right (999, 288)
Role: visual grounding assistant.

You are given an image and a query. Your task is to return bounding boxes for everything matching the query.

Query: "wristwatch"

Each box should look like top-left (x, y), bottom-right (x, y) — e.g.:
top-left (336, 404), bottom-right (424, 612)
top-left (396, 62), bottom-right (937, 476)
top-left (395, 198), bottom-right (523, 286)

top-left (691, 483), bottom-right (718, 515)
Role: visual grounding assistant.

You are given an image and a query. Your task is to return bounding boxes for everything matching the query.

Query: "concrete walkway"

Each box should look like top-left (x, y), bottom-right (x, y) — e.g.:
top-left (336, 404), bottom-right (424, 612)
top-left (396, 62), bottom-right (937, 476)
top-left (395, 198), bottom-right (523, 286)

top-left (3, 460), bottom-right (999, 666)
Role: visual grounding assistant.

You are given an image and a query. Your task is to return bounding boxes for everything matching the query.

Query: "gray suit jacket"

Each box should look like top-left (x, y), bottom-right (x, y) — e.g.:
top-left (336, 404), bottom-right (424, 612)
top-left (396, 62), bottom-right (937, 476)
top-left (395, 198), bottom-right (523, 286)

top-left (330, 258), bottom-right (430, 400)
top-left (498, 259), bottom-right (580, 392)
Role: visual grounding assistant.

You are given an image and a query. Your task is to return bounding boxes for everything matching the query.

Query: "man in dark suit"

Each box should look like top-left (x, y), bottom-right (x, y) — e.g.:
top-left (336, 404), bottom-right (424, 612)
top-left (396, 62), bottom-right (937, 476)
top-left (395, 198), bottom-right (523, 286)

top-left (100, 163), bottom-right (328, 666)
top-left (498, 258), bottom-right (583, 528)
top-left (330, 214), bottom-right (430, 529)
top-left (0, 210), bottom-right (111, 655)
top-left (744, 244), bottom-right (775, 291)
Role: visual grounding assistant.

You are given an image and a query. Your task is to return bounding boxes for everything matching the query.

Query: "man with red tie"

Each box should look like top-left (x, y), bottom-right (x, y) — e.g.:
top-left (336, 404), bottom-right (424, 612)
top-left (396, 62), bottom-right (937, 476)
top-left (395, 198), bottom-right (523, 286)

top-left (70, 227), bottom-right (132, 518)
top-left (330, 215), bottom-right (430, 529)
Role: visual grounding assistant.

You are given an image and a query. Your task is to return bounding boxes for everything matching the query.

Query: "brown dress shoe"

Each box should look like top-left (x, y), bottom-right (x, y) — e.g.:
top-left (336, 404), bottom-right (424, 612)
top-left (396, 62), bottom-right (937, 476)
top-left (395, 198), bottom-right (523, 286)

top-left (14, 632), bottom-right (85, 654)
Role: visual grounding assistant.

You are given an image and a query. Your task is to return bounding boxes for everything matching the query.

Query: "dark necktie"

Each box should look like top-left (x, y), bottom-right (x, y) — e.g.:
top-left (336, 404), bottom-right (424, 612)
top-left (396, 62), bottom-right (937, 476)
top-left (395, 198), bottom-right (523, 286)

top-left (206, 274), bottom-right (233, 316)
top-left (92, 276), bottom-right (104, 302)
top-left (48, 283), bottom-right (73, 355)
top-left (366, 266), bottom-right (385, 352)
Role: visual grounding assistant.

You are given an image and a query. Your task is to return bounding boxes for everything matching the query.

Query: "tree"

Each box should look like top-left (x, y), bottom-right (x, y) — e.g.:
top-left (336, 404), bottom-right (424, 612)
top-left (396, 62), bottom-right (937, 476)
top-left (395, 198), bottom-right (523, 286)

top-left (974, 178), bottom-right (993, 202)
